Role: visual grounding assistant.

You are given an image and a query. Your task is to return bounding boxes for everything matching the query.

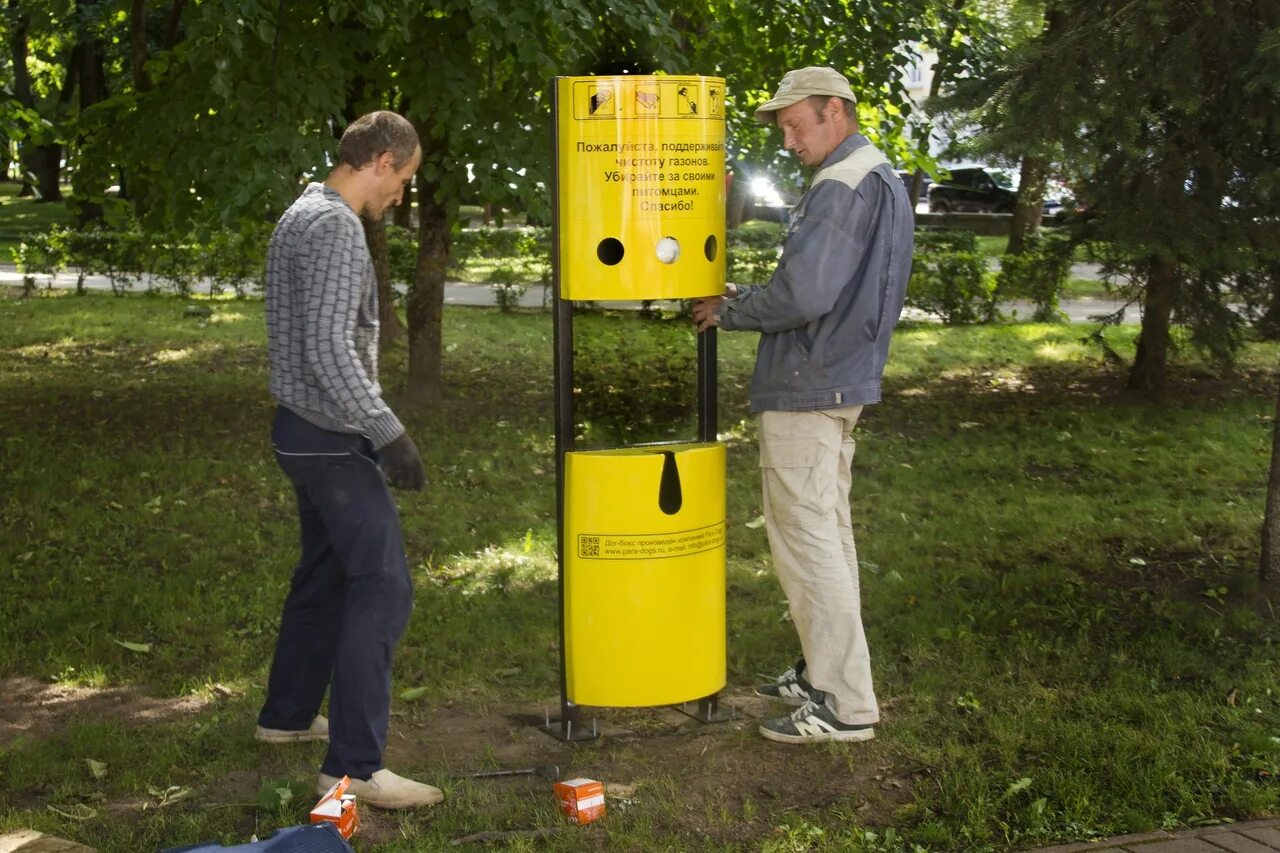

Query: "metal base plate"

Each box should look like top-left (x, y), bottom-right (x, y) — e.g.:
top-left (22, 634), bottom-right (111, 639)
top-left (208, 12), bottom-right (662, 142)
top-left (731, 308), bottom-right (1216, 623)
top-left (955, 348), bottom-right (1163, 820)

top-left (539, 712), bottom-right (600, 743)
top-left (673, 697), bottom-right (736, 724)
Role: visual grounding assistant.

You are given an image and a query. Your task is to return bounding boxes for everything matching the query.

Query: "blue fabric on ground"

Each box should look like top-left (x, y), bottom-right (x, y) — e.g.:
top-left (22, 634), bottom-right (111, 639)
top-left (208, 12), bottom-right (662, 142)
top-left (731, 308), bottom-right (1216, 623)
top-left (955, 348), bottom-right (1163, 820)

top-left (160, 822), bottom-right (353, 852)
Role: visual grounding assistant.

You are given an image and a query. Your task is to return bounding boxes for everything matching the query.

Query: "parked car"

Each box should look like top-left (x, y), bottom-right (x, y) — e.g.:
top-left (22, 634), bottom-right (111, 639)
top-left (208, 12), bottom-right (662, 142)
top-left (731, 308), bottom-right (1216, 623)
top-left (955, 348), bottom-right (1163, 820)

top-left (928, 165), bottom-right (1072, 217)
top-left (927, 165), bottom-right (1018, 214)
top-left (894, 170), bottom-right (931, 204)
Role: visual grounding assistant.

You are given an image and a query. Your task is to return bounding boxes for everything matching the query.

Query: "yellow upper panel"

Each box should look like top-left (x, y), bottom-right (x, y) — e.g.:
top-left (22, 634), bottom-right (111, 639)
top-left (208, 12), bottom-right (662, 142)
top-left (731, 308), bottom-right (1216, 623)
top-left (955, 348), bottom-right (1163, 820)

top-left (556, 75), bottom-right (727, 302)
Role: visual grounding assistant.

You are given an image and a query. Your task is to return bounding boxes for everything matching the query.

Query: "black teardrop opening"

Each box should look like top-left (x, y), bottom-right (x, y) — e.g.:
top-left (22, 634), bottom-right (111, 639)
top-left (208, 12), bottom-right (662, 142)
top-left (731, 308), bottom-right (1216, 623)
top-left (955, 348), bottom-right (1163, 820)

top-left (658, 451), bottom-right (683, 515)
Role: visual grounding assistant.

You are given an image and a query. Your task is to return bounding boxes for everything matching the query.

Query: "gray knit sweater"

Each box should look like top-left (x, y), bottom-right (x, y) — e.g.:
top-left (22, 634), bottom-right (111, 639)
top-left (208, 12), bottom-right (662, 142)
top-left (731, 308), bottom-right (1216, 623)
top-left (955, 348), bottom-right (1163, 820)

top-left (265, 183), bottom-right (404, 449)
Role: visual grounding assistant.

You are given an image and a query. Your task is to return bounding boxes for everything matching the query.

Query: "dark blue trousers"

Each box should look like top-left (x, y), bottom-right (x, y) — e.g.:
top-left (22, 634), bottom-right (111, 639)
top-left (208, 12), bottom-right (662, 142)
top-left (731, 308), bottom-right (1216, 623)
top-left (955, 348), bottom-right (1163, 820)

top-left (258, 406), bottom-right (413, 779)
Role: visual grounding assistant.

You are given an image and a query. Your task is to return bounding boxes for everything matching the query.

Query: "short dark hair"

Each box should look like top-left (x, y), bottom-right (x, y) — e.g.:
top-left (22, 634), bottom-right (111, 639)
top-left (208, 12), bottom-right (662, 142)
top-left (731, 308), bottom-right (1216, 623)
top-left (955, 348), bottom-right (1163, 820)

top-left (337, 111), bottom-right (419, 170)
top-left (806, 95), bottom-right (857, 124)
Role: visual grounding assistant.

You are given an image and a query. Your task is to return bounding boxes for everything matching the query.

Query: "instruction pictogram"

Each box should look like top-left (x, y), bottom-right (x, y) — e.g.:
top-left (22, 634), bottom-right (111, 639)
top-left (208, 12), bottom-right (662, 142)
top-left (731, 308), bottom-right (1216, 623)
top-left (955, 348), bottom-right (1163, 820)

top-left (588, 86), bottom-right (615, 116)
top-left (676, 86), bottom-right (698, 116)
top-left (634, 87), bottom-right (660, 113)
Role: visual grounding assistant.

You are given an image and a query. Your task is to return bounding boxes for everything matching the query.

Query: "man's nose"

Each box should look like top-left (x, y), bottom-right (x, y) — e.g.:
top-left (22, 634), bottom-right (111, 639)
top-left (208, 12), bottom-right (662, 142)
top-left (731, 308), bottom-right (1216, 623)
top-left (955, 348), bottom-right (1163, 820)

top-left (782, 128), bottom-right (796, 151)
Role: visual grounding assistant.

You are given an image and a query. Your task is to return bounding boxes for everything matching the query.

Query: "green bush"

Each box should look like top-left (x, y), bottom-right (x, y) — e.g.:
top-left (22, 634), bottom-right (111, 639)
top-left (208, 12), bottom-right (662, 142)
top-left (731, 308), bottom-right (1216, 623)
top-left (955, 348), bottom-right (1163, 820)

top-left (726, 223), bottom-right (785, 285)
top-left (147, 236), bottom-right (201, 296)
top-left (572, 316), bottom-right (698, 445)
top-left (997, 230), bottom-right (1074, 322)
top-left (13, 233), bottom-right (60, 294)
top-left (907, 229), bottom-right (997, 324)
top-left (202, 227), bottom-right (268, 296)
top-left (488, 263), bottom-right (529, 312)
top-left (453, 226), bottom-right (549, 263)
top-left (9, 225), bottom-right (267, 297)
top-left (728, 221), bottom-right (787, 249)
top-left (387, 225), bottom-right (418, 285)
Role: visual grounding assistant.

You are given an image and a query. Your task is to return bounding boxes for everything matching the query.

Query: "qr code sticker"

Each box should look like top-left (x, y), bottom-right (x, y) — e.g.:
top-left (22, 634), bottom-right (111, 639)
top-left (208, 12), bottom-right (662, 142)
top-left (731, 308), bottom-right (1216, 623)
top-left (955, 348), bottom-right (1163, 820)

top-left (579, 536), bottom-right (600, 557)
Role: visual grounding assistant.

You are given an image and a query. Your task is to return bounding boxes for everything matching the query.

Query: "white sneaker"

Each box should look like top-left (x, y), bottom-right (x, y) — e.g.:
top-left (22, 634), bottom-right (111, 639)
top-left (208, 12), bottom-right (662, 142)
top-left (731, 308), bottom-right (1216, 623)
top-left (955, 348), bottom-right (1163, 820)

top-left (316, 769), bottom-right (444, 809)
top-left (255, 715), bottom-right (329, 743)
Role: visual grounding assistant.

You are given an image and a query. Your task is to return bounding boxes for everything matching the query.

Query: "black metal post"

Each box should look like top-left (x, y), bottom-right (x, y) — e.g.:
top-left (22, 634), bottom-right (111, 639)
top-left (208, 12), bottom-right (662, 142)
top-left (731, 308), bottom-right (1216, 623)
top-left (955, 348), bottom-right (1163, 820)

top-left (697, 325), bottom-right (717, 443)
top-left (545, 77), bottom-right (597, 744)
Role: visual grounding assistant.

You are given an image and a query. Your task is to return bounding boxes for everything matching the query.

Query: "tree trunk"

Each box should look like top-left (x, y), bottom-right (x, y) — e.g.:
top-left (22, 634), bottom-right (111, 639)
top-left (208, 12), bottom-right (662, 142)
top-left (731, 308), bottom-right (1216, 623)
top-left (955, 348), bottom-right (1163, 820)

top-left (130, 0), bottom-right (151, 92)
top-left (1127, 256), bottom-right (1176, 394)
top-left (363, 214), bottom-right (405, 352)
top-left (406, 161), bottom-right (449, 403)
top-left (1006, 155), bottom-right (1047, 255)
top-left (5, 2), bottom-right (60, 200)
top-left (1262, 379), bottom-right (1280, 581)
top-left (8, 0), bottom-right (32, 196)
top-left (71, 0), bottom-right (110, 225)
top-left (726, 168), bottom-right (746, 230)
top-left (32, 146), bottom-right (62, 200)
top-left (163, 0), bottom-right (186, 49)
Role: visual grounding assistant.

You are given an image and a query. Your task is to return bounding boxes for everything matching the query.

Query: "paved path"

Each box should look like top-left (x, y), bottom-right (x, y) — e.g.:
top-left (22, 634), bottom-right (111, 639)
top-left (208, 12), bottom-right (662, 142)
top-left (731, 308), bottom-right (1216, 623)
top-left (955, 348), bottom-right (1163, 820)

top-left (1, 266), bottom-right (1141, 324)
top-left (1027, 818), bottom-right (1280, 852)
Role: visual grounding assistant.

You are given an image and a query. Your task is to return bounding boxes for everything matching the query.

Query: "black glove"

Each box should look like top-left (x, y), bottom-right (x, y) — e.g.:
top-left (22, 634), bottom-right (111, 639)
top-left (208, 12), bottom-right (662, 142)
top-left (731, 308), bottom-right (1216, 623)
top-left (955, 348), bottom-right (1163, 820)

top-left (378, 433), bottom-right (426, 491)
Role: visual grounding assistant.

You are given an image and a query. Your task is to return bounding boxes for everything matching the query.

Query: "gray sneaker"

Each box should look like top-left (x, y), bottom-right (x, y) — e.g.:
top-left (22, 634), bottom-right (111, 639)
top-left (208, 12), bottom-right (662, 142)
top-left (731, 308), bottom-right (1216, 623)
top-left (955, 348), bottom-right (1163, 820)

top-left (753, 659), bottom-right (813, 706)
top-left (255, 714), bottom-right (329, 744)
top-left (759, 695), bottom-right (875, 744)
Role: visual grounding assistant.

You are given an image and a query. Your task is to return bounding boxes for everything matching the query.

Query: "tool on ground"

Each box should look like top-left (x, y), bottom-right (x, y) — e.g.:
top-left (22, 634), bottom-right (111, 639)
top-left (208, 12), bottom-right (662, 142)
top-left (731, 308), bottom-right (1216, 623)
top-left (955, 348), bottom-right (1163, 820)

top-left (462, 763), bottom-right (559, 781)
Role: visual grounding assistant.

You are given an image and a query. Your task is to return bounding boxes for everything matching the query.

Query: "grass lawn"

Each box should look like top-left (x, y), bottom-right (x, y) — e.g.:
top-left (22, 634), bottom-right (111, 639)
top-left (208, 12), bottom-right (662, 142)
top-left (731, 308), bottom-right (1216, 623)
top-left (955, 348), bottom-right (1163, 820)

top-left (0, 182), bottom-right (75, 261)
top-left (1, 291), bottom-right (1278, 851)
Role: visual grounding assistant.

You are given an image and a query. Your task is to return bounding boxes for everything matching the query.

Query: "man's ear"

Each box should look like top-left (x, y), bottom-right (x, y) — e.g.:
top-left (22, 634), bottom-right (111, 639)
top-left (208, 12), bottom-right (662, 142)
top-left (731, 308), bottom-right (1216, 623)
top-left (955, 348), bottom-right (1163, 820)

top-left (374, 150), bottom-right (396, 173)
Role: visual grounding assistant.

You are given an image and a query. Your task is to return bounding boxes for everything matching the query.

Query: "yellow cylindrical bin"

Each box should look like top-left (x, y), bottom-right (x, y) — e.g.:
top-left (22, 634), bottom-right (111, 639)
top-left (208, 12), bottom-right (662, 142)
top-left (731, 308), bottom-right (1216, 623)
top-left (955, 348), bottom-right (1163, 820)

top-left (556, 75), bottom-right (726, 302)
top-left (564, 442), bottom-right (726, 707)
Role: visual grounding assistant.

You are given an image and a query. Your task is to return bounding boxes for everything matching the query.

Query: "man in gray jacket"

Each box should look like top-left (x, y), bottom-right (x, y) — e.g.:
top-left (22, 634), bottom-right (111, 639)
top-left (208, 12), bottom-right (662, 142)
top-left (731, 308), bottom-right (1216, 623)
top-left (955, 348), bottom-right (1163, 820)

top-left (257, 111), bottom-right (441, 807)
top-left (693, 67), bottom-right (913, 744)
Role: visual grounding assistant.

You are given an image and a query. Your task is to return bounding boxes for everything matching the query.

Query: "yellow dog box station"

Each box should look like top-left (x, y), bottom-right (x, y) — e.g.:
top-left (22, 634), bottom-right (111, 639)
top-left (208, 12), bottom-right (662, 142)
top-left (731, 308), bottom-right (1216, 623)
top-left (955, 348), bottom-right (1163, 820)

top-left (550, 74), bottom-right (728, 727)
top-left (556, 74), bottom-right (726, 302)
top-left (563, 443), bottom-right (726, 706)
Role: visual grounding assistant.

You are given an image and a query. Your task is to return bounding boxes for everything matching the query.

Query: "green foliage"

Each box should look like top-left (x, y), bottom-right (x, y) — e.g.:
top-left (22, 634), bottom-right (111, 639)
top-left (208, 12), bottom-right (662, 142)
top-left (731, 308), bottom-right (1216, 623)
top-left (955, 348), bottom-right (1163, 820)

top-left (13, 234), bottom-right (61, 295)
top-left (906, 230), bottom-right (997, 324)
top-left (997, 230), bottom-right (1074, 322)
top-left (948, 0), bottom-right (1280, 379)
top-left (201, 227), bottom-right (271, 297)
top-left (726, 222), bottom-right (785, 286)
top-left (1237, 256), bottom-right (1280, 341)
top-left (487, 264), bottom-right (529, 313)
top-left (572, 314), bottom-right (699, 446)
top-left (11, 226), bottom-right (267, 296)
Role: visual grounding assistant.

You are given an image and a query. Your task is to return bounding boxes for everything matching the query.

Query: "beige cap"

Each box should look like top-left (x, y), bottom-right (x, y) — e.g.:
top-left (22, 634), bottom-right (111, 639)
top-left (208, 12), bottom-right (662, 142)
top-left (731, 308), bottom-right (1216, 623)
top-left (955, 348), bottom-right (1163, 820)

top-left (754, 66), bottom-right (856, 124)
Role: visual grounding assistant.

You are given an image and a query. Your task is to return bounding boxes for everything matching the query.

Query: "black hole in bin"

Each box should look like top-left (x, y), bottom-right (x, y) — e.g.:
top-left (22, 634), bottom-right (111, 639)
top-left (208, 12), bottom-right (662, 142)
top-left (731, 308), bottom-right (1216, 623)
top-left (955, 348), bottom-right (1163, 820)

top-left (597, 238), bottom-right (625, 266)
top-left (704, 234), bottom-right (718, 261)
top-left (658, 451), bottom-right (683, 515)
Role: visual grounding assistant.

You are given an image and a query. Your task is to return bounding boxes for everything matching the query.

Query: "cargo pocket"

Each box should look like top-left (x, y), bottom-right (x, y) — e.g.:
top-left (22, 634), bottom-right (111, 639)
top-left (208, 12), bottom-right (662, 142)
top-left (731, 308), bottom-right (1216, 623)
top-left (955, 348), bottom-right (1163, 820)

top-left (760, 436), bottom-right (823, 525)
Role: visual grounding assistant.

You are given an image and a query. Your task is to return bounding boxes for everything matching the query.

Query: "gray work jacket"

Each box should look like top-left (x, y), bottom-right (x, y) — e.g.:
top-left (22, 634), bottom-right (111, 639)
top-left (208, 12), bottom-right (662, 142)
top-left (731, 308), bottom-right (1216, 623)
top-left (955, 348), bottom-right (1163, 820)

top-left (717, 134), bottom-right (914, 412)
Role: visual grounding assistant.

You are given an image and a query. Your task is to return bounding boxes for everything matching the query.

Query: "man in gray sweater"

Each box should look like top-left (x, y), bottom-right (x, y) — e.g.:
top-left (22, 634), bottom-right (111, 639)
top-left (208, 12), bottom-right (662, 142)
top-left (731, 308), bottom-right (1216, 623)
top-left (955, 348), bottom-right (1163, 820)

top-left (256, 111), bottom-right (440, 809)
top-left (694, 68), bottom-right (913, 744)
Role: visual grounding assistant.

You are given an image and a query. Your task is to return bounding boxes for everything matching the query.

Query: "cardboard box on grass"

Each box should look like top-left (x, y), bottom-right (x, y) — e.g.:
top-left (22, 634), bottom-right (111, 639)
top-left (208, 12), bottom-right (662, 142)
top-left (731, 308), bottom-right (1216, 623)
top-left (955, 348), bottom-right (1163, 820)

top-left (310, 775), bottom-right (359, 840)
top-left (554, 778), bottom-right (605, 824)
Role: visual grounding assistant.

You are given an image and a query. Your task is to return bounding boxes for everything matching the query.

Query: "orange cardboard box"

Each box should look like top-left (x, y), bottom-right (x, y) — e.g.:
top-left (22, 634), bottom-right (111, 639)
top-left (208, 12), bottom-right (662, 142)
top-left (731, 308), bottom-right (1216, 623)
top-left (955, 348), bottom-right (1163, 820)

top-left (310, 775), bottom-right (360, 840)
top-left (554, 777), bottom-right (606, 825)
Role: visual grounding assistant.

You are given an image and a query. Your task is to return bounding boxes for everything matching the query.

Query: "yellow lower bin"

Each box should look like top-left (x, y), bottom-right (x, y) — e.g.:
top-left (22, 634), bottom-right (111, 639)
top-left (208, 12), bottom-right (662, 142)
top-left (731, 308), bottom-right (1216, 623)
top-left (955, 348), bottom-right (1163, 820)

top-left (564, 442), bottom-right (726, 707)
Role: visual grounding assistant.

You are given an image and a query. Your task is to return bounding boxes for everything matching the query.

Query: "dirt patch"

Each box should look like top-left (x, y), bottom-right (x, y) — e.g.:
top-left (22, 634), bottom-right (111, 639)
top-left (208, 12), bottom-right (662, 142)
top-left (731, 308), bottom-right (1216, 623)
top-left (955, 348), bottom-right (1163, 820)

top-left (0, 676), bottom-right (213, 747)
top-left (2, 680), bottom-right (915, 847)
top-left (356, 690), bottom-right (915, 847)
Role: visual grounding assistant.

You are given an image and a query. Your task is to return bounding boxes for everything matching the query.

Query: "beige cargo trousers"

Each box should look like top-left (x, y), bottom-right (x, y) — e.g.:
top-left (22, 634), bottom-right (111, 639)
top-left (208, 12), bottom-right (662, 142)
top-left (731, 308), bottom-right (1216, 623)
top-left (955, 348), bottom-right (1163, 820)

top-left (759, 404), bottom-right (879, 727)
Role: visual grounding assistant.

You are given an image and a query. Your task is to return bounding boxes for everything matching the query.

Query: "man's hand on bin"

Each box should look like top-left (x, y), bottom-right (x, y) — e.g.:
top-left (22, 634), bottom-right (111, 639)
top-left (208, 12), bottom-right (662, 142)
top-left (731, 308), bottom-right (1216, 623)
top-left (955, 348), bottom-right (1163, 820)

top-left (693, 283), bottom-right (738, 333)
top-left (379, 433), bottom-right (426, 491)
